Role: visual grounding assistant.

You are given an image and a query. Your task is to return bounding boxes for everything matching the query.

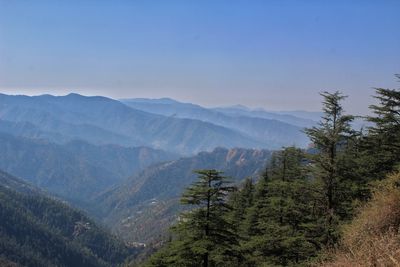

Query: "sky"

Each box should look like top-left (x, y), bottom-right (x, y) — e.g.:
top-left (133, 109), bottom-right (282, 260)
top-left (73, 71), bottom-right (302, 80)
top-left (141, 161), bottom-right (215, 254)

top-left (0, 0), bottom-right (399, 114)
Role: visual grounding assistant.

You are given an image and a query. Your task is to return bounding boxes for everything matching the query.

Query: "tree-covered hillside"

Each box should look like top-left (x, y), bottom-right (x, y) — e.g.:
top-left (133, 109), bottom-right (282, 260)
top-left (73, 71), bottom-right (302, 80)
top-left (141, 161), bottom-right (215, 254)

top-left (0, 133), bottom-right (177, 203)
top-left (0, 170), bottom-right (138, 267)
top-left (142, 84), bottom-right (400, 266)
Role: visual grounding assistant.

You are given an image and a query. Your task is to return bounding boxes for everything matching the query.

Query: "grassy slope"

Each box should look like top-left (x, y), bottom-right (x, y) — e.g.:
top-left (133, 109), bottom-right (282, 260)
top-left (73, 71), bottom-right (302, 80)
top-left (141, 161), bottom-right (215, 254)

top-left (320, 171), bottom-right (400, 267)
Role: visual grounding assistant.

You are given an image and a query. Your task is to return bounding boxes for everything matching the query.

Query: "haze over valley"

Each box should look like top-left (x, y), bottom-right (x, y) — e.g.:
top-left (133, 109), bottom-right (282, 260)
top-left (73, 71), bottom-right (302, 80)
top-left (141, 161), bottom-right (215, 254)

top-left (0, 92), bottom-right (310, 244)
top-left (1, 1), bottom-right (399, 266)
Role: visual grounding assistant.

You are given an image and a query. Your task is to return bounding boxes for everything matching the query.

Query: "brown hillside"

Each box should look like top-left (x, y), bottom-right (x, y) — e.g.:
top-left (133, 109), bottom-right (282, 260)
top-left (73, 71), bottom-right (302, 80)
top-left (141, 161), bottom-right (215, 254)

top-left (321, 172), bottom-right (400, 267)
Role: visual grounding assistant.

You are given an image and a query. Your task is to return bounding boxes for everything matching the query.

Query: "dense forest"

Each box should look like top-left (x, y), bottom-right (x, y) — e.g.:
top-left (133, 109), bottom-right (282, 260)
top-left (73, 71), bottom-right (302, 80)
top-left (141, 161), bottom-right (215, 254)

top-left (141, 83), bottom-right (400, 266)
top-left (0, 170), bottom-right (139, 267)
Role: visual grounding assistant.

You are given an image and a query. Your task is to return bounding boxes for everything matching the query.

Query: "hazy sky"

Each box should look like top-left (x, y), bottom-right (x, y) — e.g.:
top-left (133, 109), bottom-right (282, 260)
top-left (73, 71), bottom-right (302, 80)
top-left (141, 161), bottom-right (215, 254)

top-left (0, 0), bottom-right (399, 114)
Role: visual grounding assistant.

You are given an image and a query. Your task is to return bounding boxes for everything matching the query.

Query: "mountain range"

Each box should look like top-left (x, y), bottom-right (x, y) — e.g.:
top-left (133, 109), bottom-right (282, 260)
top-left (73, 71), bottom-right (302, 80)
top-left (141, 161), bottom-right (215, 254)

top-left (0, 92), bottom-right (318, 246)
top-left (122, 97), bottom-right (312, 147)
top-left (0, 93), bottom-right (265, 154)
top-left (0, 93), bottom-right (313, 154)
top-left (122, 97), bottom-right (318, 128)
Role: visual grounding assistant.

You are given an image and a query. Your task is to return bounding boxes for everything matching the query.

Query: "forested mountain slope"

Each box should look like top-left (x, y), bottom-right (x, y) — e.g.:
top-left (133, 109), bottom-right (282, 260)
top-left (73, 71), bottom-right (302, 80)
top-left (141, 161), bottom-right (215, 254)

top-left (0, 133), bottom-right (176, 203)
top-left (142, 87), bottom-right (400, 267)
top-left (0, 169), bottom-right (137, 267)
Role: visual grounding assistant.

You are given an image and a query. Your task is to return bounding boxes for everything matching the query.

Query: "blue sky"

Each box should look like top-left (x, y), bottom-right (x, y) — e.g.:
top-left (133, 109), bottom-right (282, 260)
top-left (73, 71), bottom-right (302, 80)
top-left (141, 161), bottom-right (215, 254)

top-left (0, 0), bottom-right (399, 114)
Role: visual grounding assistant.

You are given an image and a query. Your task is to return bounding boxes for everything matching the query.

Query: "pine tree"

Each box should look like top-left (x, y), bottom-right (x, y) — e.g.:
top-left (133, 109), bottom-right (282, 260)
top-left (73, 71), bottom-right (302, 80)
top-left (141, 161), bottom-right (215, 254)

top-left (238, 169), bottom-right (270, 266)
top-left (145, 170), bottom-right (238, 267)
top-left (228, 177), bottom-right (254, 237)
top-left (243, 147), bottom-right (318, 266)
top-left (226, 178), bottom-right (256, 266)
top-left (241, 167), bottom-right (272, 240)
top-left (363, 82), bottom-right (400, 178)
top-left (304, 91), bottom-right (355, 246)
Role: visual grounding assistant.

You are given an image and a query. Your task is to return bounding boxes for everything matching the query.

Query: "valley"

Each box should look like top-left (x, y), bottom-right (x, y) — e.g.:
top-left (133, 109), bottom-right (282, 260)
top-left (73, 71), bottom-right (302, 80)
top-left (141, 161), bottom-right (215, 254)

top-left (0, 93), bottom-right (312, 246)
top-left (1, 2), bottom-right (398, 265)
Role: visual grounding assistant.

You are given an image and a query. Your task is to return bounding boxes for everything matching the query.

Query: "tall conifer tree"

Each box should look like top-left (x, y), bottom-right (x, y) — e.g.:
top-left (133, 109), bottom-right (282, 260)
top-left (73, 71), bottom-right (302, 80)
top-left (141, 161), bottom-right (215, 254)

top-left (145, 170), bottom-right (238, 267)
top-left (244, 147), bottom-right (317, 266)
top-left (304, 91), bottom-right (354, 246)
top-left (364, 82), bottom-right (400, 178)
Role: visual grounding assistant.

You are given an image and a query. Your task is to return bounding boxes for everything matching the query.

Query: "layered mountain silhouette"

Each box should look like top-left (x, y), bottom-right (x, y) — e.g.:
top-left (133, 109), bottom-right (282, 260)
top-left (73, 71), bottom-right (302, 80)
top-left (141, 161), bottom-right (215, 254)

top-left (122, 97), bottom-right (318, 127)
top-left (0, 93), bottom-right (311, 154)
top-left (122, 97), bottom-right (312, 147)
top-left (0, 93), bottom-right (269, 154)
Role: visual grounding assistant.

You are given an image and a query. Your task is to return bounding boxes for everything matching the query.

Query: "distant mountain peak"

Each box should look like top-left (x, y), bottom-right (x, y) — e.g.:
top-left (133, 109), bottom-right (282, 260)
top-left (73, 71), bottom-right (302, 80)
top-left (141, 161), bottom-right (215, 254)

top-left (122, 97), bottom-right (181, 104)
top-left (65, 92), bottom-right (84, 98)
top-left (221, 104), bottom-right (251, 111)
top-left (64, 93), bottom-right (111, 102)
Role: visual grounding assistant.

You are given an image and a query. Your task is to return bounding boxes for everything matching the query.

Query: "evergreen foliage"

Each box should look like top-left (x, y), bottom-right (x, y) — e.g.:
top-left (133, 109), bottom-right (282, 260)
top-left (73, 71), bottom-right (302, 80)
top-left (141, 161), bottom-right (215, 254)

top-left (243, 148), bottom-right (319, 266)
top-left (145, 170), bottom-right (238, 267)
top-left (0, 171), bottom-right (137, 267)
top-left (304, 91), bottom-right (355, 246)
top-left (228, 177), bottom-right (255, 238)
top-left (143, 84), bottom-right (400, 266)
top-left (362, 82), bottom-right (400, 179)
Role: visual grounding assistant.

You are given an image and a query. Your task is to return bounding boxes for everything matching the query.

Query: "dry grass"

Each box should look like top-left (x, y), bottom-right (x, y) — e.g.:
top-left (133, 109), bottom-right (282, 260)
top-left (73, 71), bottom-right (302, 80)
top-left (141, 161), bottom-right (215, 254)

top-left (320, 172), bottom-right (400, 267)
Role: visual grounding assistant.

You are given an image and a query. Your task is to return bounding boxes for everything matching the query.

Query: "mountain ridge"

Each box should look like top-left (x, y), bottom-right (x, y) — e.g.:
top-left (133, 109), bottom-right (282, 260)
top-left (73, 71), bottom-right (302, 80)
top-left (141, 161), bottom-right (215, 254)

top-left (0, 93), bottom-right (268, 154)
top-left (121, 97), bottom-right (310, 147)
